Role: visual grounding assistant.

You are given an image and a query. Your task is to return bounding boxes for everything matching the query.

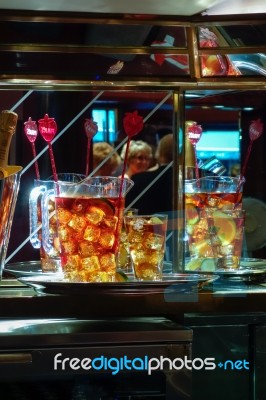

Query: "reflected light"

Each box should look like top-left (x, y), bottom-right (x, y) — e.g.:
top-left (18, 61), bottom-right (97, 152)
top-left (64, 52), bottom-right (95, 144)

top-left (205, 0), bottom-right (266, 14)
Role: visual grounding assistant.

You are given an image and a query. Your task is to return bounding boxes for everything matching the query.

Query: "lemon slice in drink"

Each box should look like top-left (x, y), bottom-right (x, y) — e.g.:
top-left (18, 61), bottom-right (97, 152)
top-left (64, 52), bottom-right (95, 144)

top-left (185, 258), bottom-right (203, 271)
top-left (115, 270), bottom-right (129, 282)
top-left (150, 216), bottom-right (163, 224)
top-left (212, 211), bottom-right (236, 245)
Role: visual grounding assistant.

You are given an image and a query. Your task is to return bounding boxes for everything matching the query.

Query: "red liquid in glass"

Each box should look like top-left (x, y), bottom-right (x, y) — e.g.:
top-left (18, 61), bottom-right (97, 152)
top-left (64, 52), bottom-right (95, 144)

top-left (55, 196), bottom-right (124, 282)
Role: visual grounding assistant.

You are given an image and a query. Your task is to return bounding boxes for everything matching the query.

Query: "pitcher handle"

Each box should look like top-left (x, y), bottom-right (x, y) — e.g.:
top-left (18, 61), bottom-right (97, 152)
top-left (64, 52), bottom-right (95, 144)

top-left (41, 188), bottom-right (55, 254)
top-left (29, 185), bottom-right (46, 249)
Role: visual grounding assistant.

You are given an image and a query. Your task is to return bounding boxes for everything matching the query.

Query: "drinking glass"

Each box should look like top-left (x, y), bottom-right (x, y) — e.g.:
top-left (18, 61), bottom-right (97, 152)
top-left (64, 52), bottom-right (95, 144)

top-left (124, 214), bottom-right (168, 281)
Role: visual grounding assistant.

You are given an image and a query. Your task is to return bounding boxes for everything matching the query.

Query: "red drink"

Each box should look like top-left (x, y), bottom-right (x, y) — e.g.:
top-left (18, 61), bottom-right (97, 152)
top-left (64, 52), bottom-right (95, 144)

top-left (124, 215), bottom-right (168, 280)
top-left (55, 196), bottom-right (124, 282)
top-left (184, 176), bottom-right (245, 271)
top-left (185, 208), bottom-right (245, 270)
top-left (185, 191), bottom-right (243, 211)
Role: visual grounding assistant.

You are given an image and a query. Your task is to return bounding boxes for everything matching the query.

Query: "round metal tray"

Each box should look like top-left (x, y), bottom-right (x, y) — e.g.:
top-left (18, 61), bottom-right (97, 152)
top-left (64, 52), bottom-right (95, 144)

top-left (18, 272), bottom-right (218, 295)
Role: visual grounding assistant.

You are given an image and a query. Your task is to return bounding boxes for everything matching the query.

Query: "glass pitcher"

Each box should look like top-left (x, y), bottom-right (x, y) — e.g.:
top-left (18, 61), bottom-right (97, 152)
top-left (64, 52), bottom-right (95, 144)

top-left (185, 176), bottom-right (245, 203)
top-left (41, 176), bottom-right (134, 282)
top-left (184, 175), bottom-right (245, 272)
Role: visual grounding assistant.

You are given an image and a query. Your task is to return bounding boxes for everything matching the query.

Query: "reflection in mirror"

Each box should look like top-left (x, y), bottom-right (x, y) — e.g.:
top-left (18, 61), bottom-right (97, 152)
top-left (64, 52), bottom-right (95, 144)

top-left (2, 88), bottom-right (266, 272)
top-left (2, 89), bottom-right (176, 267)
top-left (185, 89), bottom-right (266, 260)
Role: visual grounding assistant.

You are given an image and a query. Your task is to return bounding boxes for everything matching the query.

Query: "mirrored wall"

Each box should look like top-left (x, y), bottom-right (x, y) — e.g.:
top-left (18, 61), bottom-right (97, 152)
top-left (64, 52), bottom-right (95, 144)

top-left (2, 88), bottom-right (266, 269)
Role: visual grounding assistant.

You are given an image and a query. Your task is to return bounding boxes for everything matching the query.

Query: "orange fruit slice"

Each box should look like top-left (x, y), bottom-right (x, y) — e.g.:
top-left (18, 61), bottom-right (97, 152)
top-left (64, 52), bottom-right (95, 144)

top-left (186, 204), bottom-right (199, 225)
top-left (88, 199), bottom-right (115, 216)
top-left (193, 239), bottom-right (214, 257)
top-left (212, 211), bottom-right (236, 245)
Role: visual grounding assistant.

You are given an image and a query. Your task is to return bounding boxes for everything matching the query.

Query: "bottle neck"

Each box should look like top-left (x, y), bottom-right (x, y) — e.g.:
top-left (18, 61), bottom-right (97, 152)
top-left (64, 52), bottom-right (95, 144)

top-left (184, 133), bottom-right (197, 180)
top-left (0, 110), bottom-right (18, 170)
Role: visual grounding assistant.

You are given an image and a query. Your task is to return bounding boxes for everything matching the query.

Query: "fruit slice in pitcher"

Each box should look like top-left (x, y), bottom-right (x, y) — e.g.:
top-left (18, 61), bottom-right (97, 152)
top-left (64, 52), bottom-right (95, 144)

top-left (87, 198), bottom-right (115, 217)
top-left (186, 204), bottom-right (199, 225)
top-left (193, 239), bottom-right (213, 257)
top-left (212, 211), bottom-right (236, 245)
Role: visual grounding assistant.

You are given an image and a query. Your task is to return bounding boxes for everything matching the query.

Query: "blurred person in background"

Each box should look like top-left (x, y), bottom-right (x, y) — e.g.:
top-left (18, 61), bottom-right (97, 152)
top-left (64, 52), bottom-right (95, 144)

top-left (125, 133), bottom-right (173, 214)
top-left (119, 140), bottom-right (153, 179)
top-left (92, 142), bottom-right (121, 176)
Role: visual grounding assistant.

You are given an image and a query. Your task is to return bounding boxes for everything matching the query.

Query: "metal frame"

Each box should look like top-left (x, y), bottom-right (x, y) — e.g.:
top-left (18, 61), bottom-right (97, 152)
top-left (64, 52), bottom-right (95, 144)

top-left (1, 10), bottom-right (265, 269)
top-left (0, 10), bottom-right (265, 89)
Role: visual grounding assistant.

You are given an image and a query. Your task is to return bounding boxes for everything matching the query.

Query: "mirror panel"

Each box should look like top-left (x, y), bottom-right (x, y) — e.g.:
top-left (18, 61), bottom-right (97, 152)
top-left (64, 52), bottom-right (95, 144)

top-left (185, 89), bottom-right (266, 259)
top-left (2, 89), bottom-right (266, 269)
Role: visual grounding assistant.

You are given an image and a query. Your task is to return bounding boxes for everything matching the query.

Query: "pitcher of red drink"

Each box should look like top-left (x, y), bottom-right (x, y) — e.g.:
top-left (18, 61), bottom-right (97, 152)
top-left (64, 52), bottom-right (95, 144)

top-left (41, 176), bottom-right (133, 282)
top-left (184, 175), bottom-right (245, 272)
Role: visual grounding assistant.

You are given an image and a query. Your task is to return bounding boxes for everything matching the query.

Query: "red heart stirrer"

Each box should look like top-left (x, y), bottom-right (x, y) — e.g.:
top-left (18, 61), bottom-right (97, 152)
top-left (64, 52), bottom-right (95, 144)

top-left (24, 117), bottom-right (40, 180)
top-left (187, 122), bottom-right (202, 180)
top-left (84, 118), bottom-right (98, 176)
top-left (241, 118), bottom-right (263, 180)
top-left (38, 114), bottom-right (58, 182)
top-left (123, 110), bottom-right (144, 138)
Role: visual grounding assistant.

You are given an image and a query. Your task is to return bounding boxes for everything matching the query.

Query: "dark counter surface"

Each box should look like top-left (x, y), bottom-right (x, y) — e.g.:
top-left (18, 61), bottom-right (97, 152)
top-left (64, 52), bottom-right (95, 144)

top-left (0, 277), bottom-right (265, 320)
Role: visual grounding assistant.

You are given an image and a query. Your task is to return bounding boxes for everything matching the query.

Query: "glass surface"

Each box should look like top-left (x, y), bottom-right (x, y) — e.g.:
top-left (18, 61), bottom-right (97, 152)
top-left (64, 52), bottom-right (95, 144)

top-left (198, 25), bottom-right (266, 77)
top-left (0, 22), bottom-right (187, 47)
top-left (0, 21), bottom-right (189, 77)
top-left (0, 86), bottom-right (266, 269)
top-left (92, 109), bottom-right (117, 143)
top-left (186, 209), bottom-right (245, 271)
top-left (41, 177), bottom-right (133, 282)
top-left (196, 130), bottom-right (240, 161)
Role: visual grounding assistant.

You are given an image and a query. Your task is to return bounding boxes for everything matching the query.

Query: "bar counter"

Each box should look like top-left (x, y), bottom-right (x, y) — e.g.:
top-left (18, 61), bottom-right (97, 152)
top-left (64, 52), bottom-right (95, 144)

top-left (0, 276), bottom-right (265, 400)
top-left (0, 277), bottom-right (265, 320)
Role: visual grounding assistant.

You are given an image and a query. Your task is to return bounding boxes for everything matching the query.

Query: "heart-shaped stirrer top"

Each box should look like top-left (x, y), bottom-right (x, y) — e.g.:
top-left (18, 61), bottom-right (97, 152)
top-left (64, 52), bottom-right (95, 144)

top-left (24, 117), bottom-right (40, 179)
top-left (121, 110), bottom-right (144, 180)
top-left (84, 118), bottom-right (98, 176)
top-left (249, 118), bottom-right (263, 142)
top-left (123, 110), bottom-right (144, 138)
top-left (38, 114), bottom-right (57, 142)
top-left (24, 117), bottom-right (38, 143)
top-left (187, 122), bottom-right (202, 145)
